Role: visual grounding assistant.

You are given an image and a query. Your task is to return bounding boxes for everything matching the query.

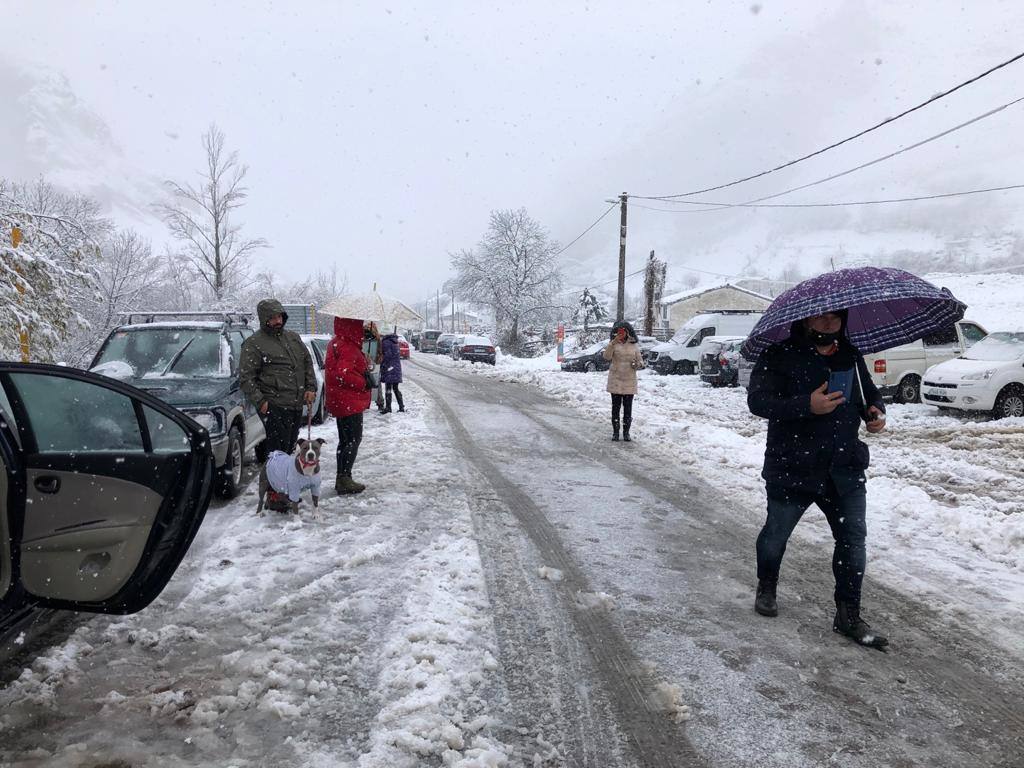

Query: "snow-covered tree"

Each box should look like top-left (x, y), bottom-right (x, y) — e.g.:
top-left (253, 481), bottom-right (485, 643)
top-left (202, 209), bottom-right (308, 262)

top-left (157, 124), bottom-right (268, 301)
top-left (642, 251), bottom-right (667, 335)
top-left (450, 208), bottom-right (564, 354)
top-left (1, 178), bottom-right (103, 362)
top-left (573, 287), bottom-right (608, 331)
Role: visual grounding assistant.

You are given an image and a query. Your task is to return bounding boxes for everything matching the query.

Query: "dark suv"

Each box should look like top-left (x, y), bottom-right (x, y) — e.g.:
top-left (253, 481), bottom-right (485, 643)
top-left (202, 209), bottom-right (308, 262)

top-left (89, 311), bottom-right (266, 498)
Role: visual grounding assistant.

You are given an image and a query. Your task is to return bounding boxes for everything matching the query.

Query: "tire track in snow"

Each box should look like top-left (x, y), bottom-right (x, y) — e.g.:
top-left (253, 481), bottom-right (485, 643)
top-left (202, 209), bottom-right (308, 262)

top-left (415, 366), bottom-right (708, 768)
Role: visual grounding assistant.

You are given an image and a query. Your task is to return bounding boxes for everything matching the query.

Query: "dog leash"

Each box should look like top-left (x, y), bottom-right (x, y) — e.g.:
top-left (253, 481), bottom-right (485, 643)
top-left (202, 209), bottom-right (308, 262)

top-left (307, 399), bottom-right (313, 442)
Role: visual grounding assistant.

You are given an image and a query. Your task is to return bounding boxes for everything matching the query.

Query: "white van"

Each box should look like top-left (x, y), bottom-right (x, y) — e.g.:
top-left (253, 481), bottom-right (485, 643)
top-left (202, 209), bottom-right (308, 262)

top-left (647, 311), bottom-right (763, 375)
top-left (864, 319), bottom-right (987, 403)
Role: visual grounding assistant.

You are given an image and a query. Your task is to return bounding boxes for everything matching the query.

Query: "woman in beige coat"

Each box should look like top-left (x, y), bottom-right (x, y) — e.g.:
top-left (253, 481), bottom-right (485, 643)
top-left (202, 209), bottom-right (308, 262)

top-left (602, 321), bottom-right (645, 441)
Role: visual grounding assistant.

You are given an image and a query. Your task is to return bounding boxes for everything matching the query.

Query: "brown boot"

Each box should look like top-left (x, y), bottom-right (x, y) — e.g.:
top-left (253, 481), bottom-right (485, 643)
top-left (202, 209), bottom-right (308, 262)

top-left (335, 474), bottom-right (365, 495)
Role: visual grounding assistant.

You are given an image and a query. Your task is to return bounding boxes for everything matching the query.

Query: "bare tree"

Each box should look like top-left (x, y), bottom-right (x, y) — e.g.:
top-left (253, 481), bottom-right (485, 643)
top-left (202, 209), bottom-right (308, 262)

top-left (157, 125), bottom-right (268, 301)
top-left (450, 208), bottom-right (563, 354)
top-left (61, 229), bottom-right (165, 365)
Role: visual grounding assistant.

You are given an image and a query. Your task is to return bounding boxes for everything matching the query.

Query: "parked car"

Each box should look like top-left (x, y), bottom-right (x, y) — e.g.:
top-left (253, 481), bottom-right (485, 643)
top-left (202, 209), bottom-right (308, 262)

top-left (921, 331), bottom-right (1024, 418)
top-left (89, 311), bottom-right (265, 498)
top-left (647, 311), bottom-right (764, 375)
top-left (435, 333), bottom-right (458, 355)
top-left (452, 335), bottom-right (497, 364)
top-left (699, 335), bottom-right (746, 387)
top-left (419, 329), bottom-right (442, 353)
top-left (0, 362), bottom-right (213, 634)
top-left (560, 340), bottom-right (611, 373)
top-left (636, 335), bottom-right (660, 362)
top-left (738, 354), bottom-right (756, 389)
top-left (397, 335), bottom-right (411, 359)
top-left (301, 333), bottom-right (331, 425)
top-left (864, 319), bottom-right (988, 404)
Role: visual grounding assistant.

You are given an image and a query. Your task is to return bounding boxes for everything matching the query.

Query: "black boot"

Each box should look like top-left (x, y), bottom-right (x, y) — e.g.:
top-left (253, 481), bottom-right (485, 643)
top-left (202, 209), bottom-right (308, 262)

top-left (396, 390), bottom-right (405, 412)
top-left (622, 416), bottom-right (632, 442)
top-left (755, 579), bottom-right (778, 617)
top-left (384, 391), bottom-right (393, 414)
top-left (611, 417), bottom-right (620, 441)
top-left (834, 599), bottom-right (888, 650)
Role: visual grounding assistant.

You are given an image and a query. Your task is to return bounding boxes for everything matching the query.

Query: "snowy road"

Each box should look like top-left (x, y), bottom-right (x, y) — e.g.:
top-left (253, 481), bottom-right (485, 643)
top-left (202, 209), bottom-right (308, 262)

top-left (1, 358), bottom-right (1022, 767)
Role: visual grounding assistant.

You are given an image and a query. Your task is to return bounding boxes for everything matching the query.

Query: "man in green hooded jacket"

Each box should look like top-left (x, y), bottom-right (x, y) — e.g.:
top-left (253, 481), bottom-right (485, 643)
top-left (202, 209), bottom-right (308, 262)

top-left (240, 299), bottom-right (317, 458)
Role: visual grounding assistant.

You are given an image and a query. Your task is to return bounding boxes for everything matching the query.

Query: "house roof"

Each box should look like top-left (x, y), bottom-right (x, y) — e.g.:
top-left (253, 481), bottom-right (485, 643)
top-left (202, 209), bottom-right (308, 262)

top-left (658, 282), bottom-right (772, 306)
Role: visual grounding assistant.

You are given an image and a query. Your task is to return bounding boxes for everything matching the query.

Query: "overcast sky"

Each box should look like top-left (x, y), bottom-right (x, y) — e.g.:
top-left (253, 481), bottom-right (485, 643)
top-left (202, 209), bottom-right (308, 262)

top-left (3, 1), bottom-right (1023, 303)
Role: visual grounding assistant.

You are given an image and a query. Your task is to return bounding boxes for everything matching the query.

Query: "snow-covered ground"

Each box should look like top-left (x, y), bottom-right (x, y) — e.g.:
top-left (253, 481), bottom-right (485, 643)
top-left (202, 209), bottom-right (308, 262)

top-left (0, 392), bottom-right (519, 767)
top-left (431, 352), bottom-right (1024, 654)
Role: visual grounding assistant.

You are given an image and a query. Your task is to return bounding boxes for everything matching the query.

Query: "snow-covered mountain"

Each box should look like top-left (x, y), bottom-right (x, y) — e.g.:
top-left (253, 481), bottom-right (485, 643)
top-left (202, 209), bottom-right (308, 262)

top-left (0, 58), bottom-right (163, 227)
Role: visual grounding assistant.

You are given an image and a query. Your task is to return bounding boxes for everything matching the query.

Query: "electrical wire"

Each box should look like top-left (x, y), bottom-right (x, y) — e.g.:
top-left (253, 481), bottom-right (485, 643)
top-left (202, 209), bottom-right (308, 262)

top-left (645, 95), bottom-right (1024, 212)
top-left (629, 183), bottom-right (1024, 210)
top-left (555, 203), bottom-right (618, 256)
top-left (635, 49), bottom-right (1024, 201)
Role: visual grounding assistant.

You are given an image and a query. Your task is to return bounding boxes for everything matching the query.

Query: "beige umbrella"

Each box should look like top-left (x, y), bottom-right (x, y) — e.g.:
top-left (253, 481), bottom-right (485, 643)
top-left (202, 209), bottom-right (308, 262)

top-left (320, 289), bottom-right (423, 330)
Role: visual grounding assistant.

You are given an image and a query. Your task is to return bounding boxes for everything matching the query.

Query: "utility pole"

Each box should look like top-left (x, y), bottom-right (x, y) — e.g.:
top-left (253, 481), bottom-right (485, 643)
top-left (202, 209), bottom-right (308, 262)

top-left (616, 192), bottom-right (628, 321)
top-left (451, 292), bottom-right (455, 333)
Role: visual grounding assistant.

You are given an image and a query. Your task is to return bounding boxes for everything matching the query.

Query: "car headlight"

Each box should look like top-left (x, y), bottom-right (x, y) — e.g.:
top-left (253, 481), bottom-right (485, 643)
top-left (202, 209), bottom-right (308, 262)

top-left (184, 408), bottom-right (225, 436)
top-left (962, 368), bottom-right (997, 380)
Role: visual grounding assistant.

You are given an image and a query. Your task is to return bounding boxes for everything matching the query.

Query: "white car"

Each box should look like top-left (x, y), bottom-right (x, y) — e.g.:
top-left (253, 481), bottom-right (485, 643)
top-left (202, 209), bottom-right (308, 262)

top-left (300, 333), bottom-right (331, 424)
top-left (921, 332), bottom-right (1024, 419)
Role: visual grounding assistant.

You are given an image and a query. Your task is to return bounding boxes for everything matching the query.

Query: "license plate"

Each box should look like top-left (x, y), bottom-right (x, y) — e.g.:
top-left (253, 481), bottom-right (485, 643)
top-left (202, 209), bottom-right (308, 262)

top-left (926, 388), bottom-right (947, 397)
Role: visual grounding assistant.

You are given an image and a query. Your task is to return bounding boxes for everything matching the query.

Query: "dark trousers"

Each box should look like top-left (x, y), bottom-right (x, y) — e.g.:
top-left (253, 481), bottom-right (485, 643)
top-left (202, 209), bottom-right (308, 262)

top-left (262, 406), bottom-right (303, 456)
top-left (336, 413), bottom-right (363, 476)
top-left (385, 383), bottom-right (404, 411)
top-left (611, 394), bottom-right (634, 425)
top-left (756, 479), bottom-right (868, 602)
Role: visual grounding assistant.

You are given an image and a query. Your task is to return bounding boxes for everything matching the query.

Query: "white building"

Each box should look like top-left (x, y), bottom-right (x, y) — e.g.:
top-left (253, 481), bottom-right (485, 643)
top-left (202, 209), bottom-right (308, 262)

top-left (658, 283), bottom-right (772, 334)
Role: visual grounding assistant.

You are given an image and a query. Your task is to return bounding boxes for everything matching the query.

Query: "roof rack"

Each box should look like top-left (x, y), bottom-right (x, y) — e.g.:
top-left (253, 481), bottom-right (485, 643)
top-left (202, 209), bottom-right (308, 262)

top-left (117, 310), bottom-right (251, 326)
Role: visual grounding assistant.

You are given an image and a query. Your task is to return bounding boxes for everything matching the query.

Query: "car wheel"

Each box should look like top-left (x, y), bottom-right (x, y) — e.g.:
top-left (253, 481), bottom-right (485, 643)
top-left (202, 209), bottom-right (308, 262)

top-left (674, 361), bottom-right (694, 375)
top-left (895, 374), bottom-right (921, 404)
top-left (216, 426), bottom-right (244, 499)
top-left (584, 360), bottom-right (597, 373)
top-left (993, 385), bottom-right (1024, 419)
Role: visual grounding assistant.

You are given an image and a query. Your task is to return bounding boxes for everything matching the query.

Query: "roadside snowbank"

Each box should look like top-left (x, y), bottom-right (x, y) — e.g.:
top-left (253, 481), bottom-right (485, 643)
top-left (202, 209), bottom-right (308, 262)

top-left (0, 389), bottom-right (516, 767)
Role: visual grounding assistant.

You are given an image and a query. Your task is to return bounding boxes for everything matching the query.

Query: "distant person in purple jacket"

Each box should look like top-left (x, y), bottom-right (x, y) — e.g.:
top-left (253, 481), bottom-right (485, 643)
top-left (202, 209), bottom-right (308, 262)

top-left (380, 333), bottom-right (406, 413)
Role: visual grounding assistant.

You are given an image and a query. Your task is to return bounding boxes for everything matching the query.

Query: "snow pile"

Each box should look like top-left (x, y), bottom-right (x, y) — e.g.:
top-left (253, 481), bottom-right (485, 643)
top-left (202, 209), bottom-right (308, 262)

top-left (0, 387), bottom-right (514, 767)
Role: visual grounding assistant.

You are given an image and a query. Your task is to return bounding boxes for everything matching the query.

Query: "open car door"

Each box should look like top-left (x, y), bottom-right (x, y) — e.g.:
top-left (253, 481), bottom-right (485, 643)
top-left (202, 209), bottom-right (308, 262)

top-left (0, 363), bottom-right (213, 614)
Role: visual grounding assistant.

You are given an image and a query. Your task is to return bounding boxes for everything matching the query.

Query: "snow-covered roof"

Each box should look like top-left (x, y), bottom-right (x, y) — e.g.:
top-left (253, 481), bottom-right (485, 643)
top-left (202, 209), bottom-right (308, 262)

top-left (658, 282), bottom-right (772, 306)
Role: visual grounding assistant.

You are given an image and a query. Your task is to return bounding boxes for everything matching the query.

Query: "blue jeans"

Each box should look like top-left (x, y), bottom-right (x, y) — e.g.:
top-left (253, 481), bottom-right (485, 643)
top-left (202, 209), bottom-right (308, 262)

top-left (756, 479), bottom-right (868, 602)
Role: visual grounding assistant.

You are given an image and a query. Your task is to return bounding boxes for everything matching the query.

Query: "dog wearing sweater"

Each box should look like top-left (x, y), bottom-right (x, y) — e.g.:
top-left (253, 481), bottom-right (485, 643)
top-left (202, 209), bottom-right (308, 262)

top-left (257, 438), bottom-right (326, 519)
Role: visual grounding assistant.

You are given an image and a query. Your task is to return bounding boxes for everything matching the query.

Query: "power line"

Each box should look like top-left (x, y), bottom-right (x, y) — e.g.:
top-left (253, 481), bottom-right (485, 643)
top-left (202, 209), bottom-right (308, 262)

top-left (629, 182), bottom-right (1024, 210)
top-left (555, 203), bottom-right (618, 256)
top-left (646, 95), bottom-right (1024, 212)
top-left (558, 267), bottom-right (646, 297)
top-left (635, 49), bottom-right (1024, 201)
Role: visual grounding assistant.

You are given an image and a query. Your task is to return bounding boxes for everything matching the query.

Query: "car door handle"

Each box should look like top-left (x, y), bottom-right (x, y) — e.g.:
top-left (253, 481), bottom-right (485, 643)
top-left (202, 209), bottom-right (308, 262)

top-left (34, 475), bottom-right (61, 494)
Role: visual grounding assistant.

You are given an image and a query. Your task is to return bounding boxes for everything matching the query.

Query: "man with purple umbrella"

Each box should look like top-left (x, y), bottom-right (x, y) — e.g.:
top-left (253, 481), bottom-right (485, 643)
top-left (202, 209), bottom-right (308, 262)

top-left (743, 266), bottom-right (965, 651)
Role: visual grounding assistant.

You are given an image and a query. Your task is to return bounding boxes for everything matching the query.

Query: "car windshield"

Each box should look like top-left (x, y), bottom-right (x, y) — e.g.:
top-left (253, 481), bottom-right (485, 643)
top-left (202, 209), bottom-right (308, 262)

top-left (94, 328), bottom-right (228, 378)
top-left (962, 332), bottom-right (1024, 361)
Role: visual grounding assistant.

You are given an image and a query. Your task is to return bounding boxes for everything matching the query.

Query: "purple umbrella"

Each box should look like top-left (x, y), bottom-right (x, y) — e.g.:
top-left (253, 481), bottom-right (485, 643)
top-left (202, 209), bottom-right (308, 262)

top-left (741, 266), bottom-right (966, 360)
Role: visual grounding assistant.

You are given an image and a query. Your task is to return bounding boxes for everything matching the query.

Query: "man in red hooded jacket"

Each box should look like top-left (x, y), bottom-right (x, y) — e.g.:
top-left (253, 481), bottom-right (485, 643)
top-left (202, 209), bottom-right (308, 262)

top-left (324, 317), bottom-right (373, 493)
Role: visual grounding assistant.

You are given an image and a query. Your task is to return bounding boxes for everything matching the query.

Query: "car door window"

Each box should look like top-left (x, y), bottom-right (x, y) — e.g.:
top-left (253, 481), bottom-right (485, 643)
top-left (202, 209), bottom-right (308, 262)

top-left (688, 327), bottom-right (715, 347)
top-left (923, 324), bottom-right (958, 347)
top-left (230, 331), bottom-right (246, 374)
top-left (8, 373), bottom-right (144, 452)
top-left (960, 324), bottom-right (986, 347)
top-left (0, 384), bottom-right (18, 448)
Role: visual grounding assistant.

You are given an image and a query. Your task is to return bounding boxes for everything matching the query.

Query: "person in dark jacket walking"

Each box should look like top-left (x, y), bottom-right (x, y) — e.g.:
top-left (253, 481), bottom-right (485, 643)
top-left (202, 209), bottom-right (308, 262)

top-left (747, 309), bottom-right (889, 649)
top-left (380, 332), bottom-right (405, 413)
top-left (602, 320), bottom-right (645, 441)
top-left (240, 298), bottom-right (317, 456)
top-left (325, 317), bottom-right (372, 494)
